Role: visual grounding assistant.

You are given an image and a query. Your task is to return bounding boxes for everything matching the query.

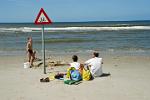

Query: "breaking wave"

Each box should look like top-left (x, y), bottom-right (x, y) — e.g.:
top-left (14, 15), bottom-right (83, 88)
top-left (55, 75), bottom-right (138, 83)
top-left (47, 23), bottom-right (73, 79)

top-left (0, 26), bottom-right (150, 32)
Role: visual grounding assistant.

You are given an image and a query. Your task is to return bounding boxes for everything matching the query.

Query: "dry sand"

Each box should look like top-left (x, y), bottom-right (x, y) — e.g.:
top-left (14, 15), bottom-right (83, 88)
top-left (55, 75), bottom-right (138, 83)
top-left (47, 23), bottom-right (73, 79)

top-left (0, 55), bottom-right (150, 100)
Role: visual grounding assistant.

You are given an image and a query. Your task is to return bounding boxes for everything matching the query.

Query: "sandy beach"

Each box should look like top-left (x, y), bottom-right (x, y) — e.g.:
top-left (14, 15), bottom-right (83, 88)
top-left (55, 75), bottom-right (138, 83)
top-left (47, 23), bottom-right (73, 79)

top-left (0, 54), bottom-right (150, 100)
top-left (0, 0), bottom-right (150, 99)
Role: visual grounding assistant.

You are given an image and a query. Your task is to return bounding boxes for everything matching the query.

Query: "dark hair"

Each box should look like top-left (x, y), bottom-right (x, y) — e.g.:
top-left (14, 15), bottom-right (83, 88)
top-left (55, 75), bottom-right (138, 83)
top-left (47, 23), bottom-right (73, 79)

top-left (28, 37), bottom-right (32, 40)
top-left (27, 37), bottom-right (30, 40)
top-left (93, 52), bottom-right (99, 57)
top-left (72, 55), bottom-right (78, 62)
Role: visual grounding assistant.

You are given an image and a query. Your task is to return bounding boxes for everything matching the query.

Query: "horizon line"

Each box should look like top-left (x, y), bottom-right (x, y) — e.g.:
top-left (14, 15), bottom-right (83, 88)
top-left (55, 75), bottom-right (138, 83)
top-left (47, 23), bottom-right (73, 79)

top-left (0, 20), bottom-right (150, 24)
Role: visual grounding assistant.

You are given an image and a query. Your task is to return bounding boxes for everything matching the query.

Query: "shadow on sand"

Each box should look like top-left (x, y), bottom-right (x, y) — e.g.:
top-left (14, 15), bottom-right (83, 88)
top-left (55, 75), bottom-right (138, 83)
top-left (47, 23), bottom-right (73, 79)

top-left (100, 73), bottom-right (111, 77)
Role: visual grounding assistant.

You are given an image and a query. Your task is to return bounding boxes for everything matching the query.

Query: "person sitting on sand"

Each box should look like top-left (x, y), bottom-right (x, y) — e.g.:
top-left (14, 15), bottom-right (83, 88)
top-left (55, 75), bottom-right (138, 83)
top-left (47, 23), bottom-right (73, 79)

top-left (69, 55), bottom-right (81, 70)
top-left (26, 37), bottom-right (36, 68)
top-left (84, 52), bottom-right (103, 77)
top-left (69, 55), bottom-right (84, 74)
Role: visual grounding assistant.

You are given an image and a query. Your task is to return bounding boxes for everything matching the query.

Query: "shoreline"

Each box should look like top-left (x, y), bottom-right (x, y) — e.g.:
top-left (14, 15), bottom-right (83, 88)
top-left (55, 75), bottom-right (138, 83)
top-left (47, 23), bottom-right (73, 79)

top-left (1, 53), bottom-right (150, 68)
top-left (1, 49), bottom-right (150, 58)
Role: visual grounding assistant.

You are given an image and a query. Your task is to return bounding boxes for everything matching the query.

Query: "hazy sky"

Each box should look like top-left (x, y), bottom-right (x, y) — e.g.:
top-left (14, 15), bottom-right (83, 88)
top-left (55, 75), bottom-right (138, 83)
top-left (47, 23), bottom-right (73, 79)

top-left (0, 0), bottom-right (150, 22)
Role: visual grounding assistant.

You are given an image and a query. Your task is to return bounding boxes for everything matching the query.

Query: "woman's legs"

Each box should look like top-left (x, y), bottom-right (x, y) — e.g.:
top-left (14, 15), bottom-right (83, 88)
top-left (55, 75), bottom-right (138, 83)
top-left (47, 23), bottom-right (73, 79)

top-left (30, 51), bottom-right (36, 67)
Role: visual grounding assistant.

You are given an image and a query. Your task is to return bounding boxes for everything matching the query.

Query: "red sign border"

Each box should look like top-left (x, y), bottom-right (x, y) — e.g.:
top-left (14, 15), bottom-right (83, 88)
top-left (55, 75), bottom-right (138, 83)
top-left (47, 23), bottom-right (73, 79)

top-left (34, 8), bottom-right (52, 25)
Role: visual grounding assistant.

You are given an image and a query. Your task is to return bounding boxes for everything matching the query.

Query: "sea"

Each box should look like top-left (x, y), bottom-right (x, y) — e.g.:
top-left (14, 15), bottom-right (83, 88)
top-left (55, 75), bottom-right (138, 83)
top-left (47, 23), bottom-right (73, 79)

top-left (0, 21), bottom-right (150, 56)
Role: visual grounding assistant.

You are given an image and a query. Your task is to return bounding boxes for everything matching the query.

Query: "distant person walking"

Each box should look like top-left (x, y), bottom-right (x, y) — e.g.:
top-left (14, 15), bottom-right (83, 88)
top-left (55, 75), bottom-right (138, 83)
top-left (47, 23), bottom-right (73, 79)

top-left (26, 37), bottom-right (36, 68)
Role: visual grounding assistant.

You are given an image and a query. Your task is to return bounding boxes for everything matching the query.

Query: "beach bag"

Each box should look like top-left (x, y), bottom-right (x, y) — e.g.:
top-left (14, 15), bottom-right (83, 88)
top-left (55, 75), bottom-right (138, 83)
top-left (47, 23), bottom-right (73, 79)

top-left (66, 67), bottom-right (76, 79)
top-left (82, 68), bottom-right (91, 81)
top-left (66, 67), bottom-right (82, 81)
top-left (70, 70), bottom-right (82, 81)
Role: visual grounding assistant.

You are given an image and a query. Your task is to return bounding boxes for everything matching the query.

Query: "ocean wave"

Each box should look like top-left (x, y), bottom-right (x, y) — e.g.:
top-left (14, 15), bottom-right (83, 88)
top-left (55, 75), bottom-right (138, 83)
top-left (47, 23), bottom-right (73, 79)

top-left (0, 26), bottom-right (150, 32)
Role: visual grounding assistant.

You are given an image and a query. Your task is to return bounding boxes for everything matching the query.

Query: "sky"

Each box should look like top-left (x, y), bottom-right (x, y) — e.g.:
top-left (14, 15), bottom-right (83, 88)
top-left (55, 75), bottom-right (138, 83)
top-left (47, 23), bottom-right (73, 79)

top-left (0, 0), bottom-right (150, 22)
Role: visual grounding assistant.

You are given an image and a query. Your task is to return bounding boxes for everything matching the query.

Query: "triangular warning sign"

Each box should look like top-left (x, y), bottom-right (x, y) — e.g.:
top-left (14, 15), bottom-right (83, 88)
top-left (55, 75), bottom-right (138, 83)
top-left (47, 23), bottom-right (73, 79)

top-left (35, 8), bottom-right (52, 25)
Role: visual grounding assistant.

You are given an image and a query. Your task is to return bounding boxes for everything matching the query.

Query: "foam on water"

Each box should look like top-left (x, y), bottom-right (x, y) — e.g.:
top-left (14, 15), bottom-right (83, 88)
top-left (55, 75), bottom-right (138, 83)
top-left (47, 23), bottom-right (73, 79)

top-left (1, 26), bottom-right (150, 33)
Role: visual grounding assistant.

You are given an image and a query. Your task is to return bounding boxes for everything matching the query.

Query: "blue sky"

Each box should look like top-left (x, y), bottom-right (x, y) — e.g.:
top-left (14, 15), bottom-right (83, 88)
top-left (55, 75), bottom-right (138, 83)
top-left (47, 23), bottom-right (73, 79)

top-left (0, 0), bottom-right (150, 22)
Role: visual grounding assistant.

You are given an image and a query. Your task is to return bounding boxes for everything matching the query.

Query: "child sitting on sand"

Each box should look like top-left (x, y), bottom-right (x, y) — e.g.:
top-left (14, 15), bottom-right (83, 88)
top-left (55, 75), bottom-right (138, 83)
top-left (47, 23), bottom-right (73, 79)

top-left (69, 55), bottom-right (84, 74)
top-left (69, 55), bottom-right (80, 70)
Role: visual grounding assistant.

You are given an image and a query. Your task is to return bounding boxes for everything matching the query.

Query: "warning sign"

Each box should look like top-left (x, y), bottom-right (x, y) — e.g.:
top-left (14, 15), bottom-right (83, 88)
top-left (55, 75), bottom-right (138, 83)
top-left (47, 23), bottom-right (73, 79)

top-left (35, 8), bottom-right (52, 25)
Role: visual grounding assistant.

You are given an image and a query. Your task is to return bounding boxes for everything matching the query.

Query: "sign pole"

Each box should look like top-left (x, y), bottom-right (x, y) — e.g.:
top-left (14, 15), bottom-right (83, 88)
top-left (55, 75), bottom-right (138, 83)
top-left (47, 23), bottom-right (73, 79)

top-left (34, 8), bottom-right (52, 74)
top-left (42, 25), bottom-right (46, 74)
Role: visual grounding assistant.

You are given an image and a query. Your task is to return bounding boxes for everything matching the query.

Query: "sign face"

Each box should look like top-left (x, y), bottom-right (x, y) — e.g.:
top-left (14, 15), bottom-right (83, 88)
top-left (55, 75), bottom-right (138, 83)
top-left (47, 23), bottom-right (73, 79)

top-left (35, 8), bottom-right (52, 25)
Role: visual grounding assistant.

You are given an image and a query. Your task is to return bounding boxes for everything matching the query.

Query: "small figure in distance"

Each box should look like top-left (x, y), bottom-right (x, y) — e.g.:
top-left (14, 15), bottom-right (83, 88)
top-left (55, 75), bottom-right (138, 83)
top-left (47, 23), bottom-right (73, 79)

top-left (26, 37), bottom-right (36, 68)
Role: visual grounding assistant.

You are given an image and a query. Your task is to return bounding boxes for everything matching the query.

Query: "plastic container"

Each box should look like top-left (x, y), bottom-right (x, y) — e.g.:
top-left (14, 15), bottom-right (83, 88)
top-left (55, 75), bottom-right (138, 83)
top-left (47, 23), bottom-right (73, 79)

top-left (23, 62), bottom-right (30, 68)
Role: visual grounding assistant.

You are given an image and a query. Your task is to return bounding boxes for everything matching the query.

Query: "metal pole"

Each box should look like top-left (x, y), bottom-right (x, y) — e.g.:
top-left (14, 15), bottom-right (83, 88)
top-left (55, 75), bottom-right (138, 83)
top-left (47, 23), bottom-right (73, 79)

top-left (42, 25), bottom-right (46, 74)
